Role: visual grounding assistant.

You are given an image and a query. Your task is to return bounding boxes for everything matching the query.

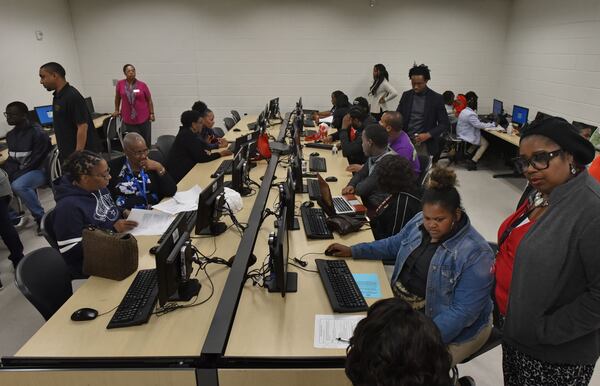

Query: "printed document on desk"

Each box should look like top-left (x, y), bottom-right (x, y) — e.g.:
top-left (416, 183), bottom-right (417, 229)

top-left (126, 209), bottom-right (176, 236)
top-left (153, 185), bottom-right (202, 214)
top-left (319, 116), bottom-right (334, 124)
top-left (314, 314), bottom-right (365, 349)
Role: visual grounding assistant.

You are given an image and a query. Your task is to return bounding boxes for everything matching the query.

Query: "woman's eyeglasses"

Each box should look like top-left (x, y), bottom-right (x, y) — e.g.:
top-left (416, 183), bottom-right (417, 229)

top-left (513, 149), bottom-right (563, 174)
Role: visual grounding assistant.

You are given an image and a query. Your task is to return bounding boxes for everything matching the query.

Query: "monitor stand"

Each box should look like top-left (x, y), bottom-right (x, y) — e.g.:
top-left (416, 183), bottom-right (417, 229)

top-left (265, 272), bottom-right (298, 293)
top-left (197, 221), bottom-right (227, 236)
top-left (169, 279), bottom-right (201, 302)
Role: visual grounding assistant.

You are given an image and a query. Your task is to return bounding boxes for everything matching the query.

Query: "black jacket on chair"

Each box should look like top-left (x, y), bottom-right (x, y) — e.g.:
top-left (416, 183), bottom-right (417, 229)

top-left (396, 88), bottom-right (450, 156)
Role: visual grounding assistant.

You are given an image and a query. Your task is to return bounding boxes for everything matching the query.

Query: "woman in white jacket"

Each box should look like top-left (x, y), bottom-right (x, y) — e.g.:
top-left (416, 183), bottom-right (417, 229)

top-left (368, 64), bottom-right (398, 120)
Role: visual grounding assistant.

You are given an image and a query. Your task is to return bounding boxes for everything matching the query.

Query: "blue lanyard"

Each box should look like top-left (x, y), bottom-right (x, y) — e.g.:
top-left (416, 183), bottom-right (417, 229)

top-left (125, 161), bottom-right (149, 207)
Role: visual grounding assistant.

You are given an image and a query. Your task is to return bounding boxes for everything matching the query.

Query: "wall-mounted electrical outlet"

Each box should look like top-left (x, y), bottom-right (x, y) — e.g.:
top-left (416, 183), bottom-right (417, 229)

top-left (35, 30), bottom-right (43, 41)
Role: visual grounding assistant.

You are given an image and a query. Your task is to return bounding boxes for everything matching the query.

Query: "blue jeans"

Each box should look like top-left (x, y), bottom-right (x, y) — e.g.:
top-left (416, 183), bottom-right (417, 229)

top-left (11, 170), bottom-right (46, 222)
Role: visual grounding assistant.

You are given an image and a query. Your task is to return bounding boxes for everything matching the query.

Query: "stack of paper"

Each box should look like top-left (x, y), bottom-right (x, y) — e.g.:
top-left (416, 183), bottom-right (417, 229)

top-left (126, 209), bottom-right (176, 236)
top-left (313, 314), bottom-right (365, 349)
top-left (153, 185), bottom-right (202, 215)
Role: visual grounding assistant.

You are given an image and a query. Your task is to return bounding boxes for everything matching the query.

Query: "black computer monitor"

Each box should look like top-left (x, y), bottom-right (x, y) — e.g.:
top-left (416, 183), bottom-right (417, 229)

top-left (195, 173), bottom-right (226, 236)
top-left (268, 97), bottom-right (280, 120)
top-left (227, 144), bottom-right (252, 196)
top-left (290, 154), bottom-right (305, 194)
top-left (572, 121), bottom-right (597, 139)
top-left (493, 99), bottom-right (503, 116)
top-left (511, 105), bottom-right (529, 126)
top-left (279, 167), bottom-right (299, 230)
top-left (534, 111), bottom-right (552, 121)
top-left (85, 97), bottom-right (95, 115)
top-left (34, 105), bottom-right (53, 127)
top-left (233, 131), bottom-right (259, 154)
top-left (265, 209), bottom-right (297, 296)
top-left (155, 231), bottom-right (200, 307)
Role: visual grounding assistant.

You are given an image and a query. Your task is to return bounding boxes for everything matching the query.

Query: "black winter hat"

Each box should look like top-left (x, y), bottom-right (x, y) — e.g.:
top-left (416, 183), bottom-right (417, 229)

top-left (520, 117), bottom-right (595, 165)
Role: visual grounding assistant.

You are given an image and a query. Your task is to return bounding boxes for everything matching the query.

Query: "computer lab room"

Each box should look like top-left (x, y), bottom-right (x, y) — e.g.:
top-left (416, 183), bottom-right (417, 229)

top-left (1, 0), bottom-right (599, 385)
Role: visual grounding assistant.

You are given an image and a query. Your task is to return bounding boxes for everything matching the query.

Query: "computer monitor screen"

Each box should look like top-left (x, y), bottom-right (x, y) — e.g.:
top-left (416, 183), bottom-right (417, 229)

top-left (34, 105), bottom-right (53, 126)
top-left (280, 167), bottom-right (298, 230)
top-left (572, 121), bottom-right (597, 140)
top-left (156, 231), bottom-right (199, 307)
top-left (268, 97), bottom-right (279, 119)
top-left (511, 105), bottom-right (529, 126)
top-left (233, 131), bottom-right (259, 154)
top-left (228, 144), bottom-right (251, 196)
top-left (85, 97), bottom-right (95, 115)
top-left (493, 99), bottom-right (503, 116)
top-left (265, 208), bottom-right (297, 296)
top-left (534, 111), bottom-right (552, 121)
top-left (195, 173), bottom-right (225, 235)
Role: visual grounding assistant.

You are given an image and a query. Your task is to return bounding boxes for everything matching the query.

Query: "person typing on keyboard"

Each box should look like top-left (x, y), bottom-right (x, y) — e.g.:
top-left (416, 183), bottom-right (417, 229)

top-left (326, 167), bottom-right (493, 366)
top-left (341, 124), bottom-right (397, 210)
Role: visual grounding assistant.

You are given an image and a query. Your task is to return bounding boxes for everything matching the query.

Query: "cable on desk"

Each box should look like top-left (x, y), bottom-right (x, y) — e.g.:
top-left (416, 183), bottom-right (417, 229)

top-left (96, 305), bottom-right (119, 317)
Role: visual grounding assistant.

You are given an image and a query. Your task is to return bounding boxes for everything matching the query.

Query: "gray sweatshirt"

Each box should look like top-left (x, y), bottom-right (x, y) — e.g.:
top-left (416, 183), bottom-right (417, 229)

top-left (503, 170), bottom-right (600, 365)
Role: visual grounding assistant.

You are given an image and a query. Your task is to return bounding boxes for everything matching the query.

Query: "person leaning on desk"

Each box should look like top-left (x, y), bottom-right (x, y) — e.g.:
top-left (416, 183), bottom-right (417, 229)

top-left (165, 110), bottom-right (232, 184)
top-left (501, 117), bottom-right (600, 386)
top-left (326, 167), bottom-right (494, 365)
top-left (52, 151), bottom-right (138, 278)
top-left (108, 132), bottom-right (176, 210)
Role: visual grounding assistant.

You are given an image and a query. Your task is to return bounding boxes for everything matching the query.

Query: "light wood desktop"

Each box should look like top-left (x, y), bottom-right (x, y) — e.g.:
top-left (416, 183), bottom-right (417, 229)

top-left (2, 116), bottom-right (273, 386)
top-left (485, 125), bottom-right (520, 147)
top-left (221, 131), bottom-right (393, 386)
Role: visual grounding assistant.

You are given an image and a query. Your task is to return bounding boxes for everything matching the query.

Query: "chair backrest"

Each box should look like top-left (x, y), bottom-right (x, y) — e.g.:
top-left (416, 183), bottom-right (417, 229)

top-left (417, 154), bottom-right (432, 186)
top-left (148, 148), bottom-right (164, 164)
top-left (156, 135), bottom-right (176, 159)
top-left (212, 127), bottom-right (225, 137)
top-left (40, 208), bottom-right (58, 250)
top-left (104, 116), bottom-right (124, 159)
top-left (230, 110), bottom-right (241, 123)
top-left (16, 247), bottom-right (73, 320)
top-left (223, 117), bottom-right (236, 131)
top-left (42, 145), bottom-right (58, 185)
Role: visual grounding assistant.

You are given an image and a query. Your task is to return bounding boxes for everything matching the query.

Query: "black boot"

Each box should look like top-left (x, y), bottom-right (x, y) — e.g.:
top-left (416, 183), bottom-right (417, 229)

top-left (466, 159), bottom-right (478, 171)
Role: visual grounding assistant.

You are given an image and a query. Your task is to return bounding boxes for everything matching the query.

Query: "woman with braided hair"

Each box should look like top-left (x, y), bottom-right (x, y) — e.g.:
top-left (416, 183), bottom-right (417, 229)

top-left (52, 150), bottom-right (137, 278)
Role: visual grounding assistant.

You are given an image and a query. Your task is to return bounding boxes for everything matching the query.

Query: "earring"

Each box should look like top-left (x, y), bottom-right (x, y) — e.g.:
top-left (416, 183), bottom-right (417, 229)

top-left (570, 164), bottom-right (577, 175)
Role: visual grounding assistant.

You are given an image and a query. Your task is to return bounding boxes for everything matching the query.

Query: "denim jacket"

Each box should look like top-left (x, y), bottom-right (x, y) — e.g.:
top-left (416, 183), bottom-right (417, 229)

top-left (351, 212), bottom-right (493, 344)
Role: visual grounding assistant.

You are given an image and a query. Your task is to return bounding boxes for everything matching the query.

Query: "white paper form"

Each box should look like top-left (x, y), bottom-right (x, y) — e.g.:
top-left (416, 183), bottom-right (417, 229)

top-left (313, 314), bottom-right (365, 349)
top-left (126, 209), bottom-right (176, 236)
top-left (319, 116), bottom-right (334, 124)
top-left (152, 185), bottom-right (202, 215)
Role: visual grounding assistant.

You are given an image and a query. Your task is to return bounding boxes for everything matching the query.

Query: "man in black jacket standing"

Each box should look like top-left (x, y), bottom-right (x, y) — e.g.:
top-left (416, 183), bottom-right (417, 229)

top-left (3, 101), bottom-right (51, 233)
top-left (396, 64), bottom-right (449, 161)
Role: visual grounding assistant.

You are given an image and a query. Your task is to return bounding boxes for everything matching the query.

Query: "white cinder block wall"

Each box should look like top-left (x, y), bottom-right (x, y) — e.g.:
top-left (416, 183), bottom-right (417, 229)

top-left (498, 0), bottom-right (600, 126)
top-left (68, 0), bottom-right (511, 139)
top-left (0, 0), bottom-right (83, 136)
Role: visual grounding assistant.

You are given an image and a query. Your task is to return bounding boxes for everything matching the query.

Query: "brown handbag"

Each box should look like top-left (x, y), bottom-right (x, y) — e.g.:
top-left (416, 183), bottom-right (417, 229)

top-left (82, 225), bottom-right (138, 281)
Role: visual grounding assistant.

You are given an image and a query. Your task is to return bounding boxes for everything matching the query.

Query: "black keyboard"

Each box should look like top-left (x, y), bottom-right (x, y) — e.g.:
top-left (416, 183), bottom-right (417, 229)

top-left (333, 196), bottom-right (354, 213)
top-left (304, 119), bottom-right (316, 127)
top-left (214, 159), bottom-right (233, 176)
top-left (107, 269), bottom-right (158, 329)
top-left (307, 179), bottom-right (321, 200)
top-left (309, 156), bottom-right (327, 172)
top-left (300, 206), bottom-right (333, 239)
top-left (305, 142), bottom-right (333, 150)
top-left (315, 259), bottom-right (368, 313)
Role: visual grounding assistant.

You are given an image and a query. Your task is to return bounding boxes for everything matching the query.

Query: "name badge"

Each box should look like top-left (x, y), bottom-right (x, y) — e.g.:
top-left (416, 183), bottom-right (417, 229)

top-left (133, 89), bottom-right (140, 93)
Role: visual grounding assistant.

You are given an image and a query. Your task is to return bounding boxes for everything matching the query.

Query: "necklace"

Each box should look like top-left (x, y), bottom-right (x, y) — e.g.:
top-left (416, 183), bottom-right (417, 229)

top-left (532, 191), bottom-right (549, 208)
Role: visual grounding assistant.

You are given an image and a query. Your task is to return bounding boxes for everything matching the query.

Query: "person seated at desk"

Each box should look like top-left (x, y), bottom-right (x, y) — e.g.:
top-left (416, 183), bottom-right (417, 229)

top-left (0, 168), bottom-right (24, 271)
top-left (337, 106), bottom-right (377, 165)
top-left (323, 96), bottom-right (373, 145)
top-left (311, 90), bottom-right (345, 121)
top-left (456, 91), bottom-right (497, 171)
top-left (396, 64), bottom-right (450, 161)
top-left (327, 167), bottom-right (494, 365)
top-left (369, 155), bottom-right (420, 240)
top-left (2, 101), bottom-right (52, 233)
top-left (200, 108), bottom-right (228, 148)
top-left (380, 111), bottom-right (420, 174)
top-left (165, 110), bottom-right (232, 183)
top-left (53, 151), bottom-right (138, 278)
top-left (341, 124), bottom-right (397, 210)
top-left (346, 297), bottom-right (455, 386)
top-left (108, 133), bottom-right (176, 210)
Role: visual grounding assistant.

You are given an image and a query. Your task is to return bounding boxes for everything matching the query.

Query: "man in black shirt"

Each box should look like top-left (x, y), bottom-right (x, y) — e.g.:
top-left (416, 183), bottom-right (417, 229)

top-left (39, 62), bottom-right (100, 162)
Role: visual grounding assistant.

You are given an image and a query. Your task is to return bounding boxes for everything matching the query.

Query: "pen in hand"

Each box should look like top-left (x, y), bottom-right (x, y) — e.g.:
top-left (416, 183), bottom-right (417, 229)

top-left (337, 337), bottom-right (350, 343)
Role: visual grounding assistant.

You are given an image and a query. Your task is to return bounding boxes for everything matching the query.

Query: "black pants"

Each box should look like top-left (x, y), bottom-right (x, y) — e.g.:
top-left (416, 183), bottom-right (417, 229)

top-left (123, 120), bottom-right (152, 147)
top-left (0, 196), bottom-right (24, 268)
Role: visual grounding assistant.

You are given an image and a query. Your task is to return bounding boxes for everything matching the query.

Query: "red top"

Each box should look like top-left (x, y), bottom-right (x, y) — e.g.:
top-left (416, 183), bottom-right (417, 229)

top-left (495, 200), bottom-right (535, 316)
top-left (588, 155), bottom-right (600, 183)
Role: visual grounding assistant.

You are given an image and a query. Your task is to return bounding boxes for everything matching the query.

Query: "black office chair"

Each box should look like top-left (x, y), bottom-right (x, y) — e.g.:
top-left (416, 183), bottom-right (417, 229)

top-left (439, 122), bottom-right (468, 165)
top-left (15, 247), bottom-right (73, 320)
top-left (40, 208), bottom-right (58, 250)
top-left (212, 127), bottom-right (226, 137)
top-left (417, 154), bottom-right (432, 186)
top-left (101, 116), bottom-right (124, 160)
top-left (156, 135), bottom-right (176, 159)
top-left (148, 148), bottom-right (165, 164)
top-left (224, 117), bottom-right (236, 131)
top-left (230, 110), bottom-right (241, 123)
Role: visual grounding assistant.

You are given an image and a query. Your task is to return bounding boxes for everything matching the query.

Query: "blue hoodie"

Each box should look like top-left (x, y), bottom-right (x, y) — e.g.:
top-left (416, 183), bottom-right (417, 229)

top-left (52, 176), bottom-right (121, 277)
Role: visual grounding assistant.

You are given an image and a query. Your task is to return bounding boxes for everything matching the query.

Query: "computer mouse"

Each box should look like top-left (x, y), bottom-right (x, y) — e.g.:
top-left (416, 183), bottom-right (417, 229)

top-left (310, 152), bottom-right (320, 157)
top-left (210, 172), bottom-right (219, 178)
top-left (233, 128), bottom-right (241, 132)
top-left (71, 307), bottom-right (98, 322)
top-left (324, 246), bottom-right (337, 256)
top-left (325, 176), bottom-right (338, 183)
top-left (301, 201), bottom-right (314, 208)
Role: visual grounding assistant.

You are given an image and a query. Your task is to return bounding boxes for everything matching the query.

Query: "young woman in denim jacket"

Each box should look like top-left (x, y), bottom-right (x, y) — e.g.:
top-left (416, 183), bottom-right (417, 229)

top-left (326, 167), bottom-right (494, 365)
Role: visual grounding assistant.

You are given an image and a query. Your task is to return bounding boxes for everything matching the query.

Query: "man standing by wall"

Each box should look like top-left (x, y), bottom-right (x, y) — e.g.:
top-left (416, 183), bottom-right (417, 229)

top-left (39, 62), bottom-right (100, 162)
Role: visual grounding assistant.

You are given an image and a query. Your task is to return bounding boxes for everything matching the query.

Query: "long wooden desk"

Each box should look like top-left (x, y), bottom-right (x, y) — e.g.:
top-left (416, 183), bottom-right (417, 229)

top-left (484, 126), bottom-right (520, 147)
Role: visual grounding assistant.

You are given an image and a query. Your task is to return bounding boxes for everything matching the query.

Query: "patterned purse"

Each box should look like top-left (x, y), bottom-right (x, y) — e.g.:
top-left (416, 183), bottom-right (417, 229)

top-left (82, 225), bottom-right (138, 281)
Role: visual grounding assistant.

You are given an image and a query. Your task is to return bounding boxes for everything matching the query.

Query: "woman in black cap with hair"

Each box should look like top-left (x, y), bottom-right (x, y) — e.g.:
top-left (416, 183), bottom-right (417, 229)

top-left (501, 117), bottom-right (600, 385)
